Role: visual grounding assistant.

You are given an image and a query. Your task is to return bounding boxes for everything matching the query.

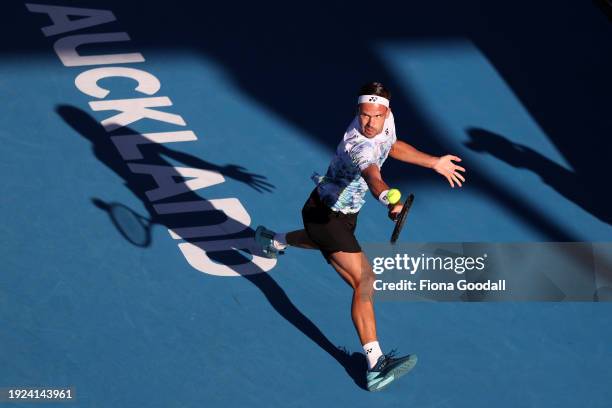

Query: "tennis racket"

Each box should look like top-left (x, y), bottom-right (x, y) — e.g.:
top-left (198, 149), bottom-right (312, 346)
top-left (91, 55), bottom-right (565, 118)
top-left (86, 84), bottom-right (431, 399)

top-left (390, 193), bottom-right (414, 244)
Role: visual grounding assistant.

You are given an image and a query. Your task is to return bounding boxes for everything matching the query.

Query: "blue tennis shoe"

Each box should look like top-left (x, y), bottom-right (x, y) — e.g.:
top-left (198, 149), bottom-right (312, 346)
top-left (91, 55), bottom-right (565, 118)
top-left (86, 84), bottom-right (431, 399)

top-left (254, 225), bottom-right (284, 259)
top-left (366, 352), bottom-right (418, 392)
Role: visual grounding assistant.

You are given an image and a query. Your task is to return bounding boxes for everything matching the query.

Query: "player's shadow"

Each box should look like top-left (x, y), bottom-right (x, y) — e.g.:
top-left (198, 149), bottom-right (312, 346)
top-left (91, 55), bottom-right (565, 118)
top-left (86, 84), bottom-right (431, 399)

top-left (56, 103), bottom-right (273, 248)
top-left (464, 127), bottom-right (611, 225)
top-left (56, 104), bottom-right (369, 389)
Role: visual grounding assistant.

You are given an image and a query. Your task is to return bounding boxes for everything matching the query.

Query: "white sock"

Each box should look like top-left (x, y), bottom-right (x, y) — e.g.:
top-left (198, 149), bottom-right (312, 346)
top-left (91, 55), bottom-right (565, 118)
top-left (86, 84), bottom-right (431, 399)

top-left (272, 232), bottom-right (288, 250)
top-left (363, 341), bottom-right (383, 370)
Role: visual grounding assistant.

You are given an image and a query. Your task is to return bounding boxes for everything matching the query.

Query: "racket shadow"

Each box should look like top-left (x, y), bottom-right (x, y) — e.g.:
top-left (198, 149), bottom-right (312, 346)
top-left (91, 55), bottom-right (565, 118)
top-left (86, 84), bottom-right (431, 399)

top-left (92, 198), bottom-right (152, 247)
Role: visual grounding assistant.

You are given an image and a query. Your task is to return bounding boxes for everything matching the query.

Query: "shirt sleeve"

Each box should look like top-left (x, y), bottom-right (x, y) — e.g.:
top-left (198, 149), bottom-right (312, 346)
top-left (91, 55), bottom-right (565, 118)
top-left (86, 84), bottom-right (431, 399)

top-left (349, 140), bottom-right (377, 171)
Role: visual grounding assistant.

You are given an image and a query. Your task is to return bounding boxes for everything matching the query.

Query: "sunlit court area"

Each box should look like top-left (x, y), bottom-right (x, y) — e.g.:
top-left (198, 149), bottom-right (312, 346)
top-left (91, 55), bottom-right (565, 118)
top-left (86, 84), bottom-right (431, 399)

top-left (1, 1), bottom-right (611, 407)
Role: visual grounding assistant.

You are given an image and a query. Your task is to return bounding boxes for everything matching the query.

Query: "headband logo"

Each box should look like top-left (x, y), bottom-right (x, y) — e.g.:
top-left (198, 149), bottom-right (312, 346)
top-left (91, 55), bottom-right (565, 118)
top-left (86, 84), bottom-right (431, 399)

top-left (357, 94), bottom-right (389, 107)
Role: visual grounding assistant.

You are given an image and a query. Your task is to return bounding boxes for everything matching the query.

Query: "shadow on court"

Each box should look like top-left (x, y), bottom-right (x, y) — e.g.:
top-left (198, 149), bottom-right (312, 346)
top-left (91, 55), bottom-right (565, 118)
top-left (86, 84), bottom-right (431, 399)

top-left (56, 104), bottom-right (274, 248)
top-left (465, 128), bottom-right (611, 225)
top-left (56, 104), bottom-right (369, 389)
top-left (11, 1), bottom-right (609, 241)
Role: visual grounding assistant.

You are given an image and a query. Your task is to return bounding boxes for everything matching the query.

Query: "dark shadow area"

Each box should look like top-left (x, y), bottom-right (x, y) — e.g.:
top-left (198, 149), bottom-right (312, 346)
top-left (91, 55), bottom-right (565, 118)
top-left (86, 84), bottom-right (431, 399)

top-left (56, 104), bottom-right (274, 247)
top-left (56, 104), bottom-right (368, 389)
top-left (593, 0), bottom-right (612, 21)
top-left (465, 128), bottom-right (611, 225)
top-left (12, 1), bottom-right (610, 241)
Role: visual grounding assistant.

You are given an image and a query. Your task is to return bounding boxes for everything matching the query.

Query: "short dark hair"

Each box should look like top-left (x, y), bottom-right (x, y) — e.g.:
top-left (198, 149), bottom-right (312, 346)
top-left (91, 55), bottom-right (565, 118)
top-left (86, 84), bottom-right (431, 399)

top-left (358, 82), bottom-right (391, 100)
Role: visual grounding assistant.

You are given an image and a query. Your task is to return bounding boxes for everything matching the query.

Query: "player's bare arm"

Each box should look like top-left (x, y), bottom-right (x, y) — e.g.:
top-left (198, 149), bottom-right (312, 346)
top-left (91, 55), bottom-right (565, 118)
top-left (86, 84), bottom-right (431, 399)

top-left (361, 164), bottom-right (403, 220)
top-left (389, 140), bottom-right (467, 187)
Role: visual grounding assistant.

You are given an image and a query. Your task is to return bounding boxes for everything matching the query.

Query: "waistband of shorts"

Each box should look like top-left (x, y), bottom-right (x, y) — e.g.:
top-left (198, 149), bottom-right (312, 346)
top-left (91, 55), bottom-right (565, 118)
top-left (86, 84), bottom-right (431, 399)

top-left (312, 188), bottom-right (359, 218)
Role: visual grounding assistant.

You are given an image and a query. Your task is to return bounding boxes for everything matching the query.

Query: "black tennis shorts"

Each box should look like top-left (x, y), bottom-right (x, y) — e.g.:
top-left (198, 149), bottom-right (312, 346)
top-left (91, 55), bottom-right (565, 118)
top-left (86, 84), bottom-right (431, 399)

top-left (301, 188), bottom-right (362, 263)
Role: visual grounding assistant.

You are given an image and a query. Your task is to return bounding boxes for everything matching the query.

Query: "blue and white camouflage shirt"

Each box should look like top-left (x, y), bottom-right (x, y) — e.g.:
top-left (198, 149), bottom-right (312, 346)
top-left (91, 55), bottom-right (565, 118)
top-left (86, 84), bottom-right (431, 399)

top-left (314, 111), bottom-right (397, 214)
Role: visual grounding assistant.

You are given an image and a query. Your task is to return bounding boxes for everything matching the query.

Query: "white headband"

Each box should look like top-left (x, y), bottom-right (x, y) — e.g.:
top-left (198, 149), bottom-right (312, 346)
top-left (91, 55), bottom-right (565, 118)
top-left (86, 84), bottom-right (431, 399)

top-left (357, 94), bottom-right (390, 107)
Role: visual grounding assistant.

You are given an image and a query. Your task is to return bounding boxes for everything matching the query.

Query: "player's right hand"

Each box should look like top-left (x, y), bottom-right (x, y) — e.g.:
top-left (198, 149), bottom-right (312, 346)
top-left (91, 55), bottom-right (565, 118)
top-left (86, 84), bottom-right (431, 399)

top-left (388, 203), bottom-right (403, 221)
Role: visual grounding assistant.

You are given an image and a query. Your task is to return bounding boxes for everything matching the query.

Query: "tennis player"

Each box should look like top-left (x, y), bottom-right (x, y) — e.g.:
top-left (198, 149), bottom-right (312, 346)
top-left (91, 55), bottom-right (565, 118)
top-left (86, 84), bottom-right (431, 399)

top-left (256, 82), bottom-right (466, 391)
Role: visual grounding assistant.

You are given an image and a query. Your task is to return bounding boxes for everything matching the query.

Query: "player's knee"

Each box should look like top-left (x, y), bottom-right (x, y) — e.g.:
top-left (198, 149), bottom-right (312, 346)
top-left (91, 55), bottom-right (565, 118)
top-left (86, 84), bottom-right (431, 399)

top-left (357, 268), bottom-right (375, 296)
top-left (361, 262), bottom-right (375, 282)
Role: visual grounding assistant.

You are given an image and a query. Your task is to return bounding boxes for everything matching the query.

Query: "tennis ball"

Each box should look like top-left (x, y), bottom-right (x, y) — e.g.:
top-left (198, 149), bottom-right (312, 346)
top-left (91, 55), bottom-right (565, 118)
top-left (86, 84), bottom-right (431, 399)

top-left (387, 189), bottom-right (401, 205)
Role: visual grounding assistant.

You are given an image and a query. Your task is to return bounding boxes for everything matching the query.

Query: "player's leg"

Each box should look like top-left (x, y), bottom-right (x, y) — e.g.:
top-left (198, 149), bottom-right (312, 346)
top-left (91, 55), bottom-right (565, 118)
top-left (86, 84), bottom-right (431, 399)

top-left (255, 227), bottom-right (319, 258)
top-left (329, 250), bottom-right (418, 391)
top-left (328, 251), bottom-right (377, 344)
top-left (286, 229), bottom-right (319, 249)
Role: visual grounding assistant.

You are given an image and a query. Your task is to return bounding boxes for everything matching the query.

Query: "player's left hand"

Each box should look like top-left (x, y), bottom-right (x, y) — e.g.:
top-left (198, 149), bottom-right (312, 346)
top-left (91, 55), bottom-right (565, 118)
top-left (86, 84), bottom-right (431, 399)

top-left (433, 155), bottom-right (466, 188)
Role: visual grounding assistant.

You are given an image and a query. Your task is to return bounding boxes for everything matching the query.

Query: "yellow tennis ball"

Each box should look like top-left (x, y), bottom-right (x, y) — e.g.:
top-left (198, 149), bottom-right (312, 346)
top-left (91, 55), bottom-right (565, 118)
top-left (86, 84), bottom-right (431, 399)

top-left (387, 189), bottom-right (401, 205)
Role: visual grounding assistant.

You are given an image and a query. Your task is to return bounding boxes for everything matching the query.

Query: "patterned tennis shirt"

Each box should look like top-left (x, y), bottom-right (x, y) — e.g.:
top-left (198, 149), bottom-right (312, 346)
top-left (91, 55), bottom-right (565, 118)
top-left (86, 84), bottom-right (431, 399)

top-left (315, 112), bottom-right (397, 214)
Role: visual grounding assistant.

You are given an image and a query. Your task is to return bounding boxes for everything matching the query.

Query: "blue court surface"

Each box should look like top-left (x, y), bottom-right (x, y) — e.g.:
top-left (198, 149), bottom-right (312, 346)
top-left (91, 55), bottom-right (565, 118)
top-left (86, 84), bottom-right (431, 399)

top-left (2, 1), bottom-right (612, 407)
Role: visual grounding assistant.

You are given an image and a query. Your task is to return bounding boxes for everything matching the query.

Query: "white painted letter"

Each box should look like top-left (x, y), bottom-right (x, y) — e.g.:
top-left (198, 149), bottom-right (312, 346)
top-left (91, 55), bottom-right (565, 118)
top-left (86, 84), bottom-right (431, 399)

top-left (153, 198), bottom-right (251, 238)
top-left (75, 67), bottom-right (161, 99)
top-left (25, 4), bottom-right (116, 37)
top-left (54, 32), bottom-right (144, 67)
top-left (111, 130), bottom-right (197, 160)
top-left (127, 164), bottom-right (224, 201)
top-left (177, 239), bottom-right (277, 277)
top-left (89, 97), bottom-right (186, 132)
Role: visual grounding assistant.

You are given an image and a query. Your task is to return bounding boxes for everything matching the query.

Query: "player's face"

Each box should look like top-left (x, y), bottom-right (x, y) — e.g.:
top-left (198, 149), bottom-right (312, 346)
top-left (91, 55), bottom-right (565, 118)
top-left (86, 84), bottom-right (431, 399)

top-left (358, 103), bottom-right (389, 137)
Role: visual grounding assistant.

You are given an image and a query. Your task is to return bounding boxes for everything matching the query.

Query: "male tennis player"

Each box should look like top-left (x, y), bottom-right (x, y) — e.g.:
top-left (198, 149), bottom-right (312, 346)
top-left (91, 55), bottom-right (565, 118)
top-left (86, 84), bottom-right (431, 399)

top-left (256, 82), bottom-right (466, 391)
